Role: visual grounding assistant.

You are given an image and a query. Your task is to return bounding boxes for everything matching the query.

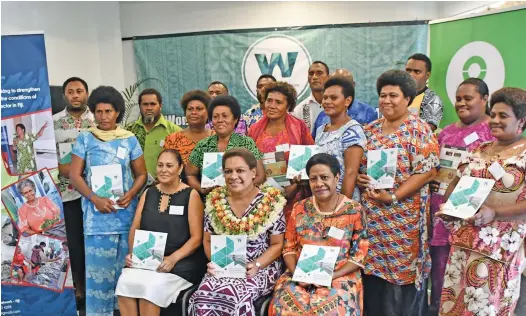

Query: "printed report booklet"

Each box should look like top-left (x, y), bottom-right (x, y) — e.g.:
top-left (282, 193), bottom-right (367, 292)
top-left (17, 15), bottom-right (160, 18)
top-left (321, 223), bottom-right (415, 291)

top-left (292, 245), bottom-right (339, 287)
top-left (437, 145), bottom-right (469, 195)
top-left (132, 229), bottom-right (168, 270)
top-left (211, 235), bottom-right (247, 278)
top-left (286, 145), bottom-right (319, 180)
top-left (202, 152), bottom-right (225, 188)
top-left (367, 148), bottom-right (397, 189)
top-left (90, 164), bottom-right (124, 209)
top-left (442, 176), bottom-right (495, 219)
top-left (262, 151), bottom-right (290, 189)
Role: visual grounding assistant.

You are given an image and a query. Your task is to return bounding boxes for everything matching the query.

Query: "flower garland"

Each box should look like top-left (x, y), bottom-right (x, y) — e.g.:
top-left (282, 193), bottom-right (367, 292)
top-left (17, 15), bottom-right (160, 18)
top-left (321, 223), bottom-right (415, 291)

top-left (205, 185), bottom-right (286, 237)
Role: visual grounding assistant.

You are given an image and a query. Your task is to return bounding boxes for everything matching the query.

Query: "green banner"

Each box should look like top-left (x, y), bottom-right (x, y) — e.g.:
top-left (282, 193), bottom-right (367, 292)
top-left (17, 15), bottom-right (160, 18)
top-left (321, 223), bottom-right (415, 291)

top-left (134, 23), bottom-right (428, 125)
top-left (429, 8), bottom-right (526, 128)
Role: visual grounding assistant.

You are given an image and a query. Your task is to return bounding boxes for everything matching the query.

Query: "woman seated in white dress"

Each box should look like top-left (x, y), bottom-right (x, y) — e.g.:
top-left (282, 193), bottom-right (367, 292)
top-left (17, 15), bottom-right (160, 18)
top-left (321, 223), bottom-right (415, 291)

top-left (116, 149), bottom-right (207, 316)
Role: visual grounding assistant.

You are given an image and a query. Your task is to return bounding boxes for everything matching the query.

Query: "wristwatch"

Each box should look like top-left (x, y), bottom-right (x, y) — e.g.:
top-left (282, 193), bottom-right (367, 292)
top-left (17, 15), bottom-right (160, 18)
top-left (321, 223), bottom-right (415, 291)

top-left (255, 262), bottom-right (261, 270)
top-left (391, 193), bottom-right (398, 205)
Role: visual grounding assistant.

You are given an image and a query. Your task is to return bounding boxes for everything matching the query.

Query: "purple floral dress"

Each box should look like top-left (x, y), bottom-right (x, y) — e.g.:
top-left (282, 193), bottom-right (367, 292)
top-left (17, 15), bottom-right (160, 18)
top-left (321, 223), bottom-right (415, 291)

top-left (188, 191), bottom-right (286, 316)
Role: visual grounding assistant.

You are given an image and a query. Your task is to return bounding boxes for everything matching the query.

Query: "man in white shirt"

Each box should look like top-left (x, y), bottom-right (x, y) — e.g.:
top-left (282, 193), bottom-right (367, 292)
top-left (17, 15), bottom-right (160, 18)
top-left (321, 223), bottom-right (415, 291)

top-left (292, 61), bottom-right (330, 132)
top-left (53, 77), bottom-right (94, 302)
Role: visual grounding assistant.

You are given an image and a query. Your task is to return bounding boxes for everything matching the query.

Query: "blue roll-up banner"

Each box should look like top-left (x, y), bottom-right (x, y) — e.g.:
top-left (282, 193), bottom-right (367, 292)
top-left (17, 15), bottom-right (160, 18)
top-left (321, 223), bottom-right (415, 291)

top-left (1, 33), bottom-right (77, 316)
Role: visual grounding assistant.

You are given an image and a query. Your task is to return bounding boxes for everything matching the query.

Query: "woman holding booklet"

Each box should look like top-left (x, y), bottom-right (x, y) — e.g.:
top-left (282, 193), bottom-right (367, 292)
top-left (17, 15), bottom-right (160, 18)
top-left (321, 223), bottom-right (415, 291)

top-left (356, 70), bottom-right (439, 316)
top-left (436, 88), bottom-right (526, 315)
top-left (188, 148), bottom-right (286, 316)
top-left (248, 81), bottom-right (314, 221)
top-left (186, 95), bottom-right (266, 196)
top-left (314, 76), bottom-right (366, 201)
top-left (116, 149), bottom-right (207, 315)
top-left (70, 86), bottom-right (147, 316)
top-left (269, 153), bottom-right (368, 315)
top-left (428, 78), bottom-right (495, 311)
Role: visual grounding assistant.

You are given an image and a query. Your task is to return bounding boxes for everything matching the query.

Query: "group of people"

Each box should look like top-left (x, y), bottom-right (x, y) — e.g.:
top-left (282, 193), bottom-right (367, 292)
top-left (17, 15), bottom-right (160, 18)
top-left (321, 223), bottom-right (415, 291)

top-left (12, 241), bottom-right (69, 283)
top-left (49, 51), bottom-right (526, 316)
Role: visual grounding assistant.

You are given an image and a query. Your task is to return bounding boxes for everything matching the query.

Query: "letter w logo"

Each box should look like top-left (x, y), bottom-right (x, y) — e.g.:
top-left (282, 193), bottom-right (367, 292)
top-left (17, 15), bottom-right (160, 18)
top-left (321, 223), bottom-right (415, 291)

top-left (255, 52), bottom-right (298, 78)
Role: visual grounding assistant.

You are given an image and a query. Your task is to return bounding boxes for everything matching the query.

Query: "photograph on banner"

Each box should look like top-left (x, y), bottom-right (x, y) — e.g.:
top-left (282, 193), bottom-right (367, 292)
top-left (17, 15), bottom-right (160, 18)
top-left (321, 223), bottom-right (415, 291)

top-left (1, 109), bottom-right (57, 176)
top-left (2, 204), bottom-right (20, 284)
top-left (1, 169), bottom-right (66, 239)
top-left (10, 234), bottom-right (70, 292)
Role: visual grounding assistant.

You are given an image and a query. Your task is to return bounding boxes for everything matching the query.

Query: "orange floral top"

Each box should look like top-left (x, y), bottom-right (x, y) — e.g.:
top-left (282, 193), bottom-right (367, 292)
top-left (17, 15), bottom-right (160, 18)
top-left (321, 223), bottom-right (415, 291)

top-left (164, 130), bottom-right (213, 164)
top-left (283, 196), bottom-right (369, 273)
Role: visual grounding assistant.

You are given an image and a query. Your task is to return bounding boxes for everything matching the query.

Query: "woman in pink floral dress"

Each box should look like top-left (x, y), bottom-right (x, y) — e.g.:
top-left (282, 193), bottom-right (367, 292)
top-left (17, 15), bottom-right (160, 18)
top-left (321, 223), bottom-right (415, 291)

top-left (429, 78), bottom-right (495, 311)
top-left (438, 87), bottom-right (526, 315)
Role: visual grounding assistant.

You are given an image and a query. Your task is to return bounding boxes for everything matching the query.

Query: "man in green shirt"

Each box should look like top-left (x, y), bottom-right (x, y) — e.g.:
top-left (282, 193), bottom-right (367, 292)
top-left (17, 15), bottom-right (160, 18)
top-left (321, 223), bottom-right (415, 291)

top-left (125, 88), bottom-right (181, 178)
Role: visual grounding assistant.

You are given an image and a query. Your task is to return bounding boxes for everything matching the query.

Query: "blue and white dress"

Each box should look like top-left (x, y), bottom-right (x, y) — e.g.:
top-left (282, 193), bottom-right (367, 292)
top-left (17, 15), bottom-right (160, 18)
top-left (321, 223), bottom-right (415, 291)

top-left (314, 119), bottom-right (366, 201)
top-left (72, 132), bottom-right (143, 316)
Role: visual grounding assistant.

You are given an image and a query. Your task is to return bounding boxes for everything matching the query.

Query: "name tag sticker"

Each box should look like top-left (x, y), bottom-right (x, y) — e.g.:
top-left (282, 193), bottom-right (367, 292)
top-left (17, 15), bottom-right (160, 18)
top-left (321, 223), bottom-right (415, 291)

top-left (488, 161), bottom-right (506, 181)
top-left (328, 226), bottom-right (345, 240)
top-left (159, 140), bottom-right (165, 147)
top-left (463, 132), bottom-right (479, 146)
top-left (169, 205), bottom-right (184, 215)
top-left (276, 143), bottom-right (290, 152)
top-left (117, 147), bottom-right (127, 159)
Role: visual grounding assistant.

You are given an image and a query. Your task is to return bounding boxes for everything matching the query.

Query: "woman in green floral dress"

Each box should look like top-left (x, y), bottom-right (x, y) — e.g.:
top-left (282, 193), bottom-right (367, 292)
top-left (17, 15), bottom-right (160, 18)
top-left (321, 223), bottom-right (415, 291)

top-left (11, 122), bottom-right (49, 174)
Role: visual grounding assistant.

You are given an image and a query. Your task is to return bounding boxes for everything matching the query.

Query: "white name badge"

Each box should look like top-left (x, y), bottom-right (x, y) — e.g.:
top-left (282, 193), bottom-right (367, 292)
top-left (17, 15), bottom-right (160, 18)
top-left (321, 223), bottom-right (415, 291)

top-left (275, 143), bottom-right (290, 152)
top-left (328, 226), bottom-right (345, 240)
top-left (488, 161), bottom-right (506, 181)
top-left (463, 132), bottom-right (479, 146)
top-left (169, 205), bottom-right (184, 215)
top-left (159, 140), bottom-right (165, 147)
top-left (117, 147), bottom-right (127, 159)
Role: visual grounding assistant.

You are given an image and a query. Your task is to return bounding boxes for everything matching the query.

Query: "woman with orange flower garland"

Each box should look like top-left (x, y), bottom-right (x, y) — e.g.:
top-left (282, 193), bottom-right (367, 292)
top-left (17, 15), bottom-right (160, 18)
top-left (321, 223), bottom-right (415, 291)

top-left (188, 148), bottom-right (286, 316)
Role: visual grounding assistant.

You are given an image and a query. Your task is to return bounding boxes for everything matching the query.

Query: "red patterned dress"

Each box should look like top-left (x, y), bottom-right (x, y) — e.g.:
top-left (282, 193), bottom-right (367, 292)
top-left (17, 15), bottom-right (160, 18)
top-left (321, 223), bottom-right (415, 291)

top-left (269, 196), bottom-right (369, 315)
top-left (439, 142), bottom-right (526, 316)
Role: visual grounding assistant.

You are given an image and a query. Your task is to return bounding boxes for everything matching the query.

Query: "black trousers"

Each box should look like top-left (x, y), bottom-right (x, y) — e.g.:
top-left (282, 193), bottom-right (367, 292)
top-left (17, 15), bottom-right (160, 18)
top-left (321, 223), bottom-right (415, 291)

top-left (63, 198), bottom-right (86, 295)
top-left (363, 274), bottom-right (428, 316)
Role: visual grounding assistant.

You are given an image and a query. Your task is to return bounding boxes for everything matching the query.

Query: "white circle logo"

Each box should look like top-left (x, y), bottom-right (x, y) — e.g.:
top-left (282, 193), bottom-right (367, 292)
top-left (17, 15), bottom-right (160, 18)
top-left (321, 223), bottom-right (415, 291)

top-left (242, 35), bottom-right (312, 101)
top-left (446, 41), bottom-right (505, 105)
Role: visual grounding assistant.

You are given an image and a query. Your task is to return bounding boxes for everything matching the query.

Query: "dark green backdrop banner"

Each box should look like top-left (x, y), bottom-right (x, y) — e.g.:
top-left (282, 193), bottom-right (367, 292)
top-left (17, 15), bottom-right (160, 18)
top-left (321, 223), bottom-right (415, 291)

top-left (133, 22), bottom-right (428, 125)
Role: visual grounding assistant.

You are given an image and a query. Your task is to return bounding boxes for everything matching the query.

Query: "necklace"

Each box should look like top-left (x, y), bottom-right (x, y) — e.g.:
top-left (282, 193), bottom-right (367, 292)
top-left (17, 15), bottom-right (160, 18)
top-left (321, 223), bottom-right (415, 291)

top-left (488, 140), bottom-right (526, 161)
top-left (315, 194), bottom-right (341, 215)
top-left (157, 183), bottom-right (182, 213)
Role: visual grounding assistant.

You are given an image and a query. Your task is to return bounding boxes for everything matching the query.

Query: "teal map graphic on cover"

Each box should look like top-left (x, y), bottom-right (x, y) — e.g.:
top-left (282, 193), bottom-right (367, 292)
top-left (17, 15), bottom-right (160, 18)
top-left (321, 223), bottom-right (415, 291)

top-left (202, 152), bottom-right (225, 188)
top-left (292, 245), bottom-right (339, 287)
top-left (132, 229), bottom-right (168, 270)
top-left (286, 145), bottom-right (319, 180)
top-left (90, 164), bottom-right (124, 209)
top-left (211, 235), bottom-right (247, 278)
top-left (58, 142), bottom-right (73, 164)
top-left (443, 176), bottom-right (495, 219)
top-left (367, 148), bottom-right (397, 189)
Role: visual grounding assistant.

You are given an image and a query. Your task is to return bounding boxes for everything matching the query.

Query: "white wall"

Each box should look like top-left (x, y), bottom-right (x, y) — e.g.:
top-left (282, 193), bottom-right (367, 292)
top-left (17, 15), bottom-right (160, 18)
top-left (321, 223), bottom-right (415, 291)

top-left (436, 1), bottom-right (497, 18)
top-left (120, 1), bottom-right (441, 38)
top-left (1, 1), bottom-right (125, 90)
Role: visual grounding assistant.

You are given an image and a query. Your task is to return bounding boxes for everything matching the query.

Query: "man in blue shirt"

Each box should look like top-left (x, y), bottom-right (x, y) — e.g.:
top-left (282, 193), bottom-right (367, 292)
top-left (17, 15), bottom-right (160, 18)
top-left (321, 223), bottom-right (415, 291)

top-left (312, 69), bottom-right (377, 138)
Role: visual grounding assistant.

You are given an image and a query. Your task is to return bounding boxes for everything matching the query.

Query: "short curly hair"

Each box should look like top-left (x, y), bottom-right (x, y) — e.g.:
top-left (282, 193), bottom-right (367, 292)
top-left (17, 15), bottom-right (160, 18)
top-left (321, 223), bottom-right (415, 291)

top-left (263, 81), bottom-right (297, 112)
top-left (490, 87), bottom-right (526, 130)
top-left (208, 95), bottom-right (241, 127)
top-left (376, 69), bottom-right (417, 105)
top-left (180, 90), bottom-right (211, 112)
top-left (17, 179), bottom-right (36, 194)
top-left (87, 86), bottom-right (125, 123)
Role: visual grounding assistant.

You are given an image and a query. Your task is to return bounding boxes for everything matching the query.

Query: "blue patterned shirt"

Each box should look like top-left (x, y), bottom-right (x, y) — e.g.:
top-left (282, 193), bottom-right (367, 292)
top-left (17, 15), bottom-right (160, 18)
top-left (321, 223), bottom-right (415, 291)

top-left (315, 119), bottom-right (366, 200)
top-left (312, 99), bottom-right (377, 139)
top-left (72, 132), bottom-right (143, 235)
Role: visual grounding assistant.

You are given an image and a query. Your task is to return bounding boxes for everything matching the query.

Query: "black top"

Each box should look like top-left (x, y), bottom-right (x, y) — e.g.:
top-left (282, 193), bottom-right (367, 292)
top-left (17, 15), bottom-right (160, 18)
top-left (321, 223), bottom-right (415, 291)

top-left (140, 186), bottom-right (206, 284)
